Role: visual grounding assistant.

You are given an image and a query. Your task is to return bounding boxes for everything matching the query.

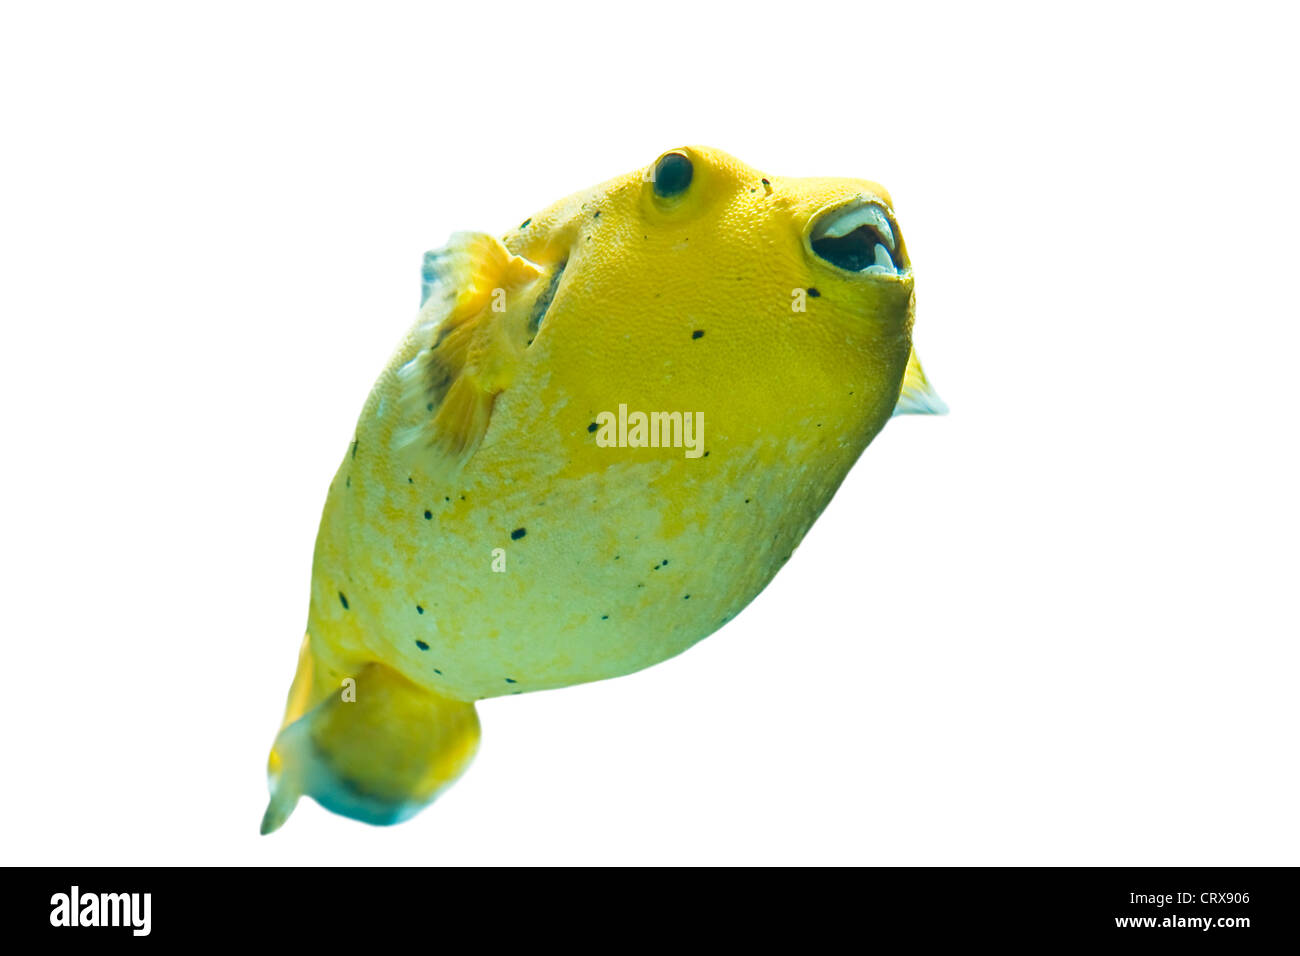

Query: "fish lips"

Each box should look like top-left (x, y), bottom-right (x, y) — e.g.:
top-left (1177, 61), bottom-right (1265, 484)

top-left (806, 197), bottom-right (912, 279)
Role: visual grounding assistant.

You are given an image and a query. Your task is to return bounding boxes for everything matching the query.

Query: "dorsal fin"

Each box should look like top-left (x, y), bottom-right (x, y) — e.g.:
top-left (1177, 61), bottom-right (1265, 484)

top-left (396, 232), bottom-right (546, 476)
top-left (893, 347), bottom-right (948, 417)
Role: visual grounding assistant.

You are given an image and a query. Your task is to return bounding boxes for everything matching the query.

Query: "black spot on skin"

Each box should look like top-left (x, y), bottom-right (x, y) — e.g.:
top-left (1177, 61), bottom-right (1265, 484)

top-left (415, 640), bottom-right (429, 651)
top-left (511, 527), bottom-right (526, 540)
top-left (761, 178), bottom-right (771, 186)
top-left (433, 668), bottom-right (442, 675)
top-left (593, 210), bottom-right (600, 218)
top-left (345, 476), bottom-right (350, 488)
top-left (704, 451), bottom-right (709, 457)
top-left (614, 555), bottom-right (621, 560)
top-left (692, 329), bottom-right (704, 339)
top-left (520, 218), bottom-right (532, 229)
top-left (338, 592), bottom-right (349, 610)
top-left (424, 510), bottom-right (432, 520)
top-left (407, 477), bottom-right (413, 484)
top-left (807, 287), bottom-right (820, 298)
top-left (587, 421), bottom-right (598, 433)
top-left (683, 594), bottom-right (691, 599)
top-left (350, 440), bottom-right (358, 460)
top-left (745, 498), bottom-right (751, 504)
top-left (505, 677), bottom-right (517, 684)
top-left (427, 403), bottom-right (434, 412)
top-left (416, 605), bottom-right (424, 614)
top-left (445, 496), bottom-right (451, 502)
top-left (601, 614), bottom-right (609, 620)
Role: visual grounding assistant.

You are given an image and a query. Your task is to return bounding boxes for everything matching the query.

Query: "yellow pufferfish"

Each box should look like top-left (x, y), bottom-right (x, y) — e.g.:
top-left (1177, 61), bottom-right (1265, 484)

top-left (262, 146), bottom-right (945, 832)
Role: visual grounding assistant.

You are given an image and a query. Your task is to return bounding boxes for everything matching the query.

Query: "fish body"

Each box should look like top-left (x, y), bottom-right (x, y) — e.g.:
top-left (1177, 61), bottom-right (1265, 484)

top-left (263, 147), bottom-right (944, 831)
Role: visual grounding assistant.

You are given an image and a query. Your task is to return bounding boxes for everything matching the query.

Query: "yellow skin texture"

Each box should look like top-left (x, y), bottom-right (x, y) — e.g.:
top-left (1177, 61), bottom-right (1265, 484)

top-left (263, 147), bottom-right (928, 830)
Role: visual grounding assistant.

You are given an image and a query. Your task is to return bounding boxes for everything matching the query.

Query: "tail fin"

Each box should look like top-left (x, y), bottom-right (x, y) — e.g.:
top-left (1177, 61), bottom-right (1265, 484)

top-left (261, 656), bottom-right (480, 833)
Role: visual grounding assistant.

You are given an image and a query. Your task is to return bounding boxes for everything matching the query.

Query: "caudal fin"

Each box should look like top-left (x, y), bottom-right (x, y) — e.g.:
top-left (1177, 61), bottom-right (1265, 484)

top-left (261, 659), bottom-right (480, 833)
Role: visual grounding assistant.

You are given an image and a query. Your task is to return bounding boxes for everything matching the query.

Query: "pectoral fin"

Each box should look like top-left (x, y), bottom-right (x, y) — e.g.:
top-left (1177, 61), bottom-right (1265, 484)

top-left (397, 232), bottom-right (550, 476)
top-left (893, 347), bottom-right (948, 417)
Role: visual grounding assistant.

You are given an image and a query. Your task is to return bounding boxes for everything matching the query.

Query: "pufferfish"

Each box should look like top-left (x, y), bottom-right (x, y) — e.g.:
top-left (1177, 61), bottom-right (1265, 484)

top-left (261, 146), bottom-right (945, 832)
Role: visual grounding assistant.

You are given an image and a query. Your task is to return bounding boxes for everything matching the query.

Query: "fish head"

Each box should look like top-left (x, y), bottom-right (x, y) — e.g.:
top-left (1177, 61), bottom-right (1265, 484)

top-left (502, 146), bottom-right (919, 458)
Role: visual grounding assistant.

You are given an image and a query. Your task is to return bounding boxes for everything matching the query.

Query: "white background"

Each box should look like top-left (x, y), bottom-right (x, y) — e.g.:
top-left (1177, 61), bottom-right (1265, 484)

top-left (2, 1), bottom-right (1296, 865)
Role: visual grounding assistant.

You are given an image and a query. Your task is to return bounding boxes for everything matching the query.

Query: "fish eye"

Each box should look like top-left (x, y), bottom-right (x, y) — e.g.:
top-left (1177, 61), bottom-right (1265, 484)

top-left (652, 151), bottom-right (693, 198)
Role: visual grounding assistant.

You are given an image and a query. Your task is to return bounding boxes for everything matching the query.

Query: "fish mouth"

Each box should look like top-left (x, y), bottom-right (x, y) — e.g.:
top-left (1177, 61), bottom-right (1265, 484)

top-left (807, 198), bottom-right (908, 276)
